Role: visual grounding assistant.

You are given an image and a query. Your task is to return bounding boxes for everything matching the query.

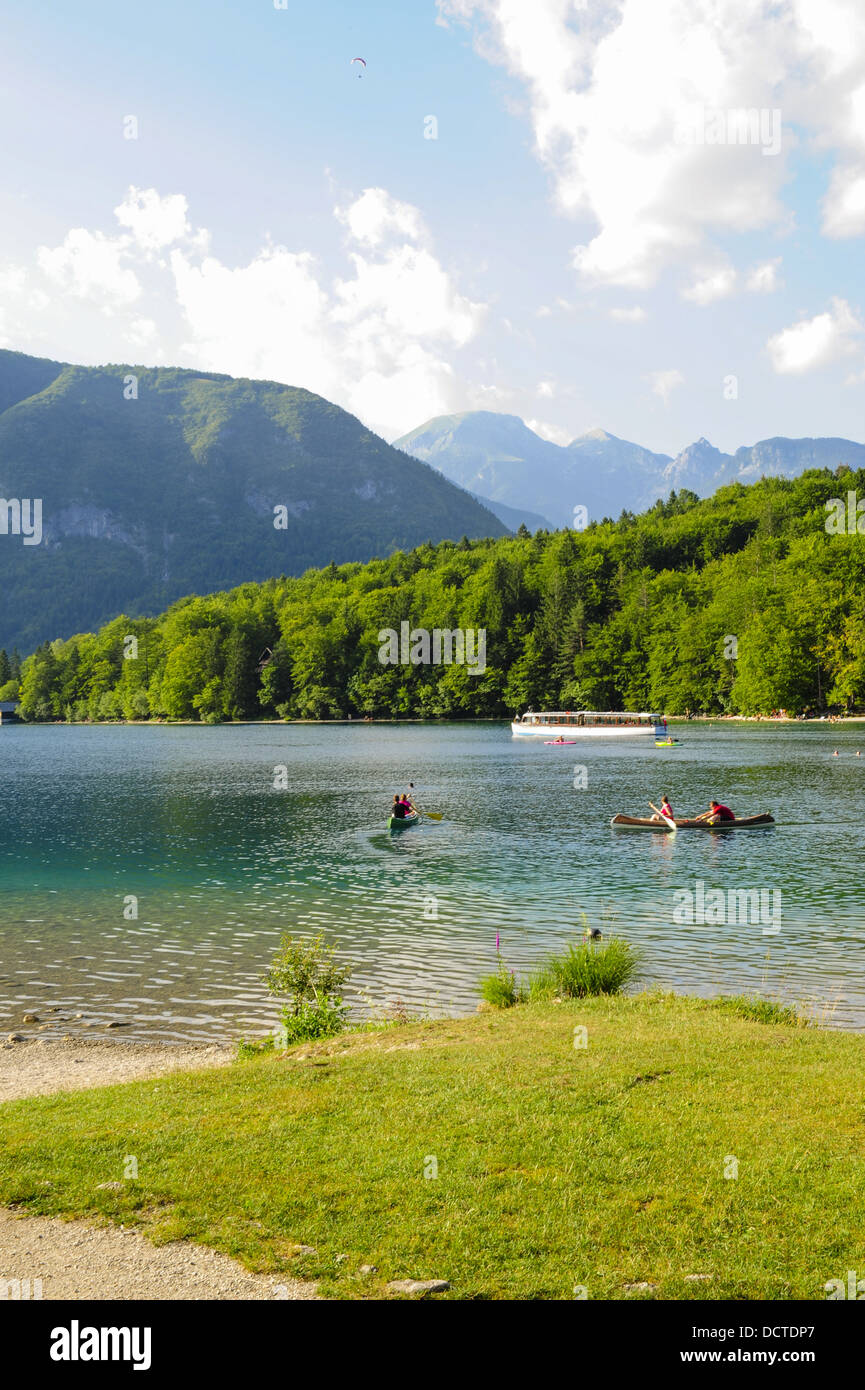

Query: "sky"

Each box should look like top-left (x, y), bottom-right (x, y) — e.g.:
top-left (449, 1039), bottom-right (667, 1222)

top-left (0, 0), bottom-right (864, 455)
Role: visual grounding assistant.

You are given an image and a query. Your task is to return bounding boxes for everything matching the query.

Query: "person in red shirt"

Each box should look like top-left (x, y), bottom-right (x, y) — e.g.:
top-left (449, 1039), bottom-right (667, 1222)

top-left (697, 799), bottom-right (735, 824)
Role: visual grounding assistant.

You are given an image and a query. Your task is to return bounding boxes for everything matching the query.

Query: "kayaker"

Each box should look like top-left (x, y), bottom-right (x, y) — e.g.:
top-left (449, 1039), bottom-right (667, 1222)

top-left (696, 799), bottom-right (735, 824)
top-left (392, 794), bottom-right (406, 820)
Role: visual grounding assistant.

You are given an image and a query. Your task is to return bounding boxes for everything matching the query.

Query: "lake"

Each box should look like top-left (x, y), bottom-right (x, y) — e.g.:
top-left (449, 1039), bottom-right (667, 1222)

top-left (1, 721), bottom-right (863, 1040)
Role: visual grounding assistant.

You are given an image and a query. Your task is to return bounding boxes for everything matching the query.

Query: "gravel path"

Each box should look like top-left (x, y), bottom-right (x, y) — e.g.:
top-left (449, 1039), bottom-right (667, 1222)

top-left (0, 1038), bottom-right (319, 1300)
top-left (0, 1210), bottom-right (318, 1300)
top-left (0, 1036), bottom-right (235, 1104)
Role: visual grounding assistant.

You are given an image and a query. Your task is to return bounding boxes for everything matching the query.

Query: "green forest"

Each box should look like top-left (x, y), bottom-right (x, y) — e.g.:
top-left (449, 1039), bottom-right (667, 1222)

top-left (8, 467), bottom-right (865, 722)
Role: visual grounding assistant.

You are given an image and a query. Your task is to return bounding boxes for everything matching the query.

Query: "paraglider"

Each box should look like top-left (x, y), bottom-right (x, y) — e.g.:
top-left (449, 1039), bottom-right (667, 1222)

top-left (351, 57), bottom-right (366, 77)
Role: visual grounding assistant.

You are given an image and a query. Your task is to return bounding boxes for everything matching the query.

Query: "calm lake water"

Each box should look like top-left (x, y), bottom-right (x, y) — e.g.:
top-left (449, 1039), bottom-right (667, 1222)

top-left (1, 721), bottom-right (863, 1040)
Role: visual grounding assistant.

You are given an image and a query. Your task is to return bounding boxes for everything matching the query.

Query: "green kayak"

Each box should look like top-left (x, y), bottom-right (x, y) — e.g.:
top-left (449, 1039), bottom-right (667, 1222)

top-left (388, 811), bottom-right (419, 831)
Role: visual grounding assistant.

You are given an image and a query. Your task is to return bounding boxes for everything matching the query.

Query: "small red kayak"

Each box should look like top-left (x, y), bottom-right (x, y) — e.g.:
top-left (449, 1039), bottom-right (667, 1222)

top-left (544, 739), bottom-right (576, 745)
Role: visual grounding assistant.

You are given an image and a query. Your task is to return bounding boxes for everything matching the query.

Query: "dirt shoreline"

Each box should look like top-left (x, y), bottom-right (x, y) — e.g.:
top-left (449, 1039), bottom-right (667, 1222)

top-left (0, 1036), bottom-right (236, 1104)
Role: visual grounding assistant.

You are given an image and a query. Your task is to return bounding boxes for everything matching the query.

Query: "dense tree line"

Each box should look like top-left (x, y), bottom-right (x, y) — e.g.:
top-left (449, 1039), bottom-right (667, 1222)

top-left (10, 468), bottom-right (865, 722)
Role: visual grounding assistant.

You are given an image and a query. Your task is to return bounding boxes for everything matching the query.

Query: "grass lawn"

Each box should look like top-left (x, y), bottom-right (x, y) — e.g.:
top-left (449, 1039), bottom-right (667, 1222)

top-left (1, 992), bottom-right (863, 1300)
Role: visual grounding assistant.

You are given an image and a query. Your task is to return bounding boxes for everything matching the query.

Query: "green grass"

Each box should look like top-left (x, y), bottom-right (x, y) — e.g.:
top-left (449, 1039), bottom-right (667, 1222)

top-left (711, 994), bottom-right (809, 1028)
top-left (478, 957), bottom-right (527, 1008)
top-left (530, 936), bottom-right (641, 999)
top-left (1, 992), bottom-right (864, 1300)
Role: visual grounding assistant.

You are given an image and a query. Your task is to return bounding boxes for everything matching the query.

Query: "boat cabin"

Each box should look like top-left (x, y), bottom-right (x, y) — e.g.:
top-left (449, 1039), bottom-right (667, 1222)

top-left (515, 710), bottom-right (661, 728)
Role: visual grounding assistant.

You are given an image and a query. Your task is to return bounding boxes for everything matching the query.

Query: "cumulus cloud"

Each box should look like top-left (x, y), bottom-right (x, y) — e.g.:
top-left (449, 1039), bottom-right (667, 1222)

top-left (169, 187), bottom-right (484, 436)
top-left (648, 368), bottom-right (685, 403)
top-left (822, 166), bottom-right (865, 238)
top-left (745, 258), bottom-right (783, 293)
top-left (682, 264), bottom-right (738, 306)
top-left (767, 297), bottom-right (863, 373)
top-left (37, 229), bottom-right (142, 309)
top-left (2, 185), bottom-right (485, 438)
top-left (114, 188), bottom-right (195, 253)
top-left (439, 0), bottom-right (865, 289)
top-left (525, 417), bottom-right (572, 444)
top-left (336, 187), bottom-right (425, 247)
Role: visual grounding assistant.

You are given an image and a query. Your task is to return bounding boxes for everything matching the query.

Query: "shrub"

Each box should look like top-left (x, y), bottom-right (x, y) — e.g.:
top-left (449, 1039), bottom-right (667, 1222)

top-left (265, 932), bottom-right (352, 1044)
top-left (478, 957), bottom-right (527, 1008)
top-left (530, 937), bottom-right (640, 1000)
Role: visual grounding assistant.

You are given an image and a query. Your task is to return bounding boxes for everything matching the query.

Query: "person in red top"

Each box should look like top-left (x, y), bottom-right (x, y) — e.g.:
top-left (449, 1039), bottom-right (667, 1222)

top-left (697, 799), bottom-right (735, 824)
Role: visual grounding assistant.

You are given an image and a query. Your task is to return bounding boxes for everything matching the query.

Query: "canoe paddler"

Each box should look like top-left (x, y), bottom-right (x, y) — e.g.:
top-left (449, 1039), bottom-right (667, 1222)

top-left (649, 795), bottom-right (674, 822)
top-left (391, 793), bottom-right (406, 821)
top-left (695, 799), bottom-right (735, 824)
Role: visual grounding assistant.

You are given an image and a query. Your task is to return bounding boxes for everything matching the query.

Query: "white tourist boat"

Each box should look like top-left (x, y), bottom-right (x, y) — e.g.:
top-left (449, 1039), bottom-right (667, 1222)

top-left (511, 710), bottom-right (665, 738)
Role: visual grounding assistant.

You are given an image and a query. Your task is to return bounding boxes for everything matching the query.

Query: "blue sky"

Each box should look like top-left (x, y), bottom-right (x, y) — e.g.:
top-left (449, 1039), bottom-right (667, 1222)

top-left (1, 0), bottom-right (864, 455)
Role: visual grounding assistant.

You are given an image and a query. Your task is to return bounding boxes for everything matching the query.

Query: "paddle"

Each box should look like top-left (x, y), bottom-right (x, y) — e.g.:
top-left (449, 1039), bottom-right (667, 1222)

top-left (648, 800), bottom-right (676, 832)
top-left (406, 784), bottom-right (442, 820)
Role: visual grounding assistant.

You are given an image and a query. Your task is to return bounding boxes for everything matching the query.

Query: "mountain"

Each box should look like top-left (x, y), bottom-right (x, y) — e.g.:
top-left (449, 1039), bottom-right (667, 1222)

top-left (395, 413), bottom-right (865, 526)
top-left (662, 435), bottom-right (865, 495)
top-left (394, 412), bottom-right (566, 520)
top-left (0, 351), bottom-right (508, 653)
top-left (393, 413), bottom-right (672, 527)
top-left (468, 492), bottom-right (553, 533)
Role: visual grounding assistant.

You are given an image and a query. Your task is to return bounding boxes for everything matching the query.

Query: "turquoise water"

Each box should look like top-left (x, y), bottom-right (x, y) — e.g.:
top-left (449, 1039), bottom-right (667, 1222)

top-left (0, 721), bottom-right (863, 1040)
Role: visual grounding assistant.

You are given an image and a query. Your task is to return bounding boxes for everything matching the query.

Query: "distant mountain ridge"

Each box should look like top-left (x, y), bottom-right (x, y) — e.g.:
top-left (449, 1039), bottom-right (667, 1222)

top-left (0, 351), bottom-right (508, 653)
top-left (394, 412), bottom-right (865, 528)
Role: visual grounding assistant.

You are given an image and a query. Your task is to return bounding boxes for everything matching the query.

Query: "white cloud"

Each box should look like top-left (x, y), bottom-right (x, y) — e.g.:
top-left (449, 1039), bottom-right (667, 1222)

top-left (4, 185), bottom-right (486, 439)
top-left (767, 297), bottom-right (863, 373)
top-left (682, 265), bottom-right (738, 306)
top-left (439, 0), bottom-right (865, 289)
top-left (37, 228), bottom-right (141, 308)
top-left (336, 187), bottom-right (425, 247)
top-left (537, 379), bottom-right (555, 396)
top-left (171, 245), bottom-right (335, 391)
top-left (745, 258), bottom-right (783, 292)
top-left (648, 368), bottom-right (684, 403)
top-left (525, 417), bottom-right (572, 444)
top-left (610, 305), bottom-right (646, 322)
top-left (169, 188), bottom-right (484, 436)
top-left (114, 188), bottom-right (194, 253)
top-left (822, 166), bottom-right (865, 237)
top-left (126, 317), bottom-right (159, 347)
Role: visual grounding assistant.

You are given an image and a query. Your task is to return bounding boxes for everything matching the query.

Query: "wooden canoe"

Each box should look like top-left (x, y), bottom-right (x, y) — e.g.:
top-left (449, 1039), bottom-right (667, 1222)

top-left (611, 813), bottom-right (774, 830)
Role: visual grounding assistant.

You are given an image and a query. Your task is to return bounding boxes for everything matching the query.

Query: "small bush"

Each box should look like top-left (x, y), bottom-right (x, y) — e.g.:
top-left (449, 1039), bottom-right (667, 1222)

top-left (530, 937), bottom-right (640, 1000)
top-left (264, 931), bottom-right (352, 1044)
top-left (479, 957), bottom-right (527, 1009)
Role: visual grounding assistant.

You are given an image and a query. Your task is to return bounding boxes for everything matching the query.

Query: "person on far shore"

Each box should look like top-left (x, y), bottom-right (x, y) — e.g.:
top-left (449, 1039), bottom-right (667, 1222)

top-left (695, 799), bottom-right (735, 825)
